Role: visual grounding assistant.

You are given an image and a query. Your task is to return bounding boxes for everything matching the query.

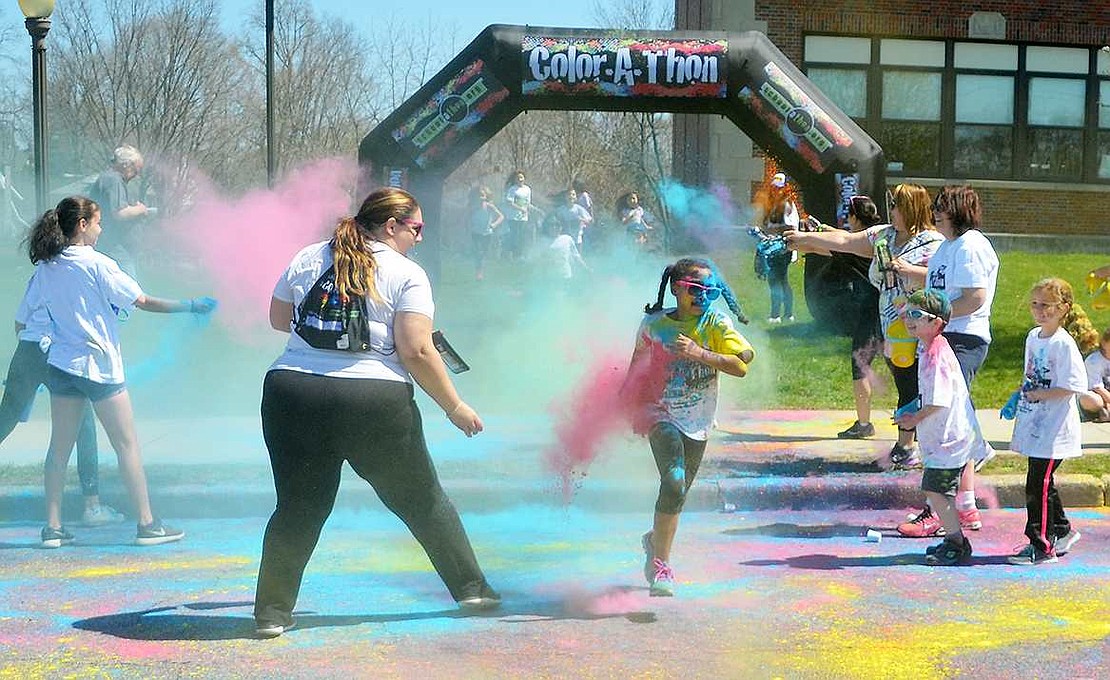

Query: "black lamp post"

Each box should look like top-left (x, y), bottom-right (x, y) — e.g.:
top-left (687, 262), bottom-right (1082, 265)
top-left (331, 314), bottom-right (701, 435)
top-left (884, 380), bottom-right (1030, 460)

top-left (19, 0), bottom-right (55, 215)
top-left (265, 0), bottom-right (275, 187)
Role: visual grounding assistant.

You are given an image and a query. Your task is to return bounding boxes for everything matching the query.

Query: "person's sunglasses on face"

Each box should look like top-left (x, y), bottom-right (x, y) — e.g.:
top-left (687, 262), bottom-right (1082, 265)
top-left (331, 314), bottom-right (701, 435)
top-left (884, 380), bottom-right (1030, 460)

top-left (676, 279), bottom-right (722, 301)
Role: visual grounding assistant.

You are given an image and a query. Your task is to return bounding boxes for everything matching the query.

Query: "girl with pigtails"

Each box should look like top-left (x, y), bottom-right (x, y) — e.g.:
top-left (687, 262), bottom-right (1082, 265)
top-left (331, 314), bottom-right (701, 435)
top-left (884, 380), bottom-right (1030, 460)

top-left (625, 257), bottom-right (753, 596)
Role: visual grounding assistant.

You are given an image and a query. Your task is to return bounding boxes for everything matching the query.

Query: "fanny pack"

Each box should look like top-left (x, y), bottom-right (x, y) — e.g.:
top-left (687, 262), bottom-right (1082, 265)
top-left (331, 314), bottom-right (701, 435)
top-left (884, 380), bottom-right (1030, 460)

top-left (293, 265), bottom-right (372, 352)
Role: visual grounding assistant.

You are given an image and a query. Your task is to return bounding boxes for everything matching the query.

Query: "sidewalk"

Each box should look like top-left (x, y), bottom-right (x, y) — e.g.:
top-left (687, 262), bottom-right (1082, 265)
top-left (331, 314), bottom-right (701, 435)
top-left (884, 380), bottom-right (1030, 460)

top-left (1, 410), bottom-right (1108, 521)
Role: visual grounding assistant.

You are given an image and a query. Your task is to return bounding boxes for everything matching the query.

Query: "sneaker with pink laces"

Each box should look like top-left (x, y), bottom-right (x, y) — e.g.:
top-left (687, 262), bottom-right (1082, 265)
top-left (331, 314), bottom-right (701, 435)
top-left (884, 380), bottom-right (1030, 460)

top-left (958, 508), bottom-right (982, 531)
top-left (897, 508), bottom-right (945, 538)
top-left (649, 558), bottom-right (675, 596)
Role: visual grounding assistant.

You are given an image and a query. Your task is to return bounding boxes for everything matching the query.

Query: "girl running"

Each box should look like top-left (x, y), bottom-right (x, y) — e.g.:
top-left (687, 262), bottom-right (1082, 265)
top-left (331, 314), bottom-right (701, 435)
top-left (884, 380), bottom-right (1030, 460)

top-left (626, 257), bottom-right (752, 596)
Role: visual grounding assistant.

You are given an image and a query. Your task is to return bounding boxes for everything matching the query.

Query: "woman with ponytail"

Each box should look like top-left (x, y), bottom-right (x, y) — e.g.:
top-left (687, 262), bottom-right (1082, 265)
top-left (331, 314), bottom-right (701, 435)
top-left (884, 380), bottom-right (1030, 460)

top-left (20, 196), bottom-right (216, 549)
top-left (626, 257), bottom-right (753, 597)
top-left (254, 187), bottom-right (499, 638)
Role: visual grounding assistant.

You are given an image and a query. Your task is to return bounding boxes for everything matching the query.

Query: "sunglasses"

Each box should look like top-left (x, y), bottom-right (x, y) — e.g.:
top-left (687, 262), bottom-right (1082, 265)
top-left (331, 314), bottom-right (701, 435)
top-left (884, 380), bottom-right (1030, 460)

top-left (903, 307), bottom-right (938, 321)
top-left (885, 190), bottom-right (897, 215)
top-left (399, 219), bottom-right (424, 236)
top-left (676, 279), bottom-right (722, 301)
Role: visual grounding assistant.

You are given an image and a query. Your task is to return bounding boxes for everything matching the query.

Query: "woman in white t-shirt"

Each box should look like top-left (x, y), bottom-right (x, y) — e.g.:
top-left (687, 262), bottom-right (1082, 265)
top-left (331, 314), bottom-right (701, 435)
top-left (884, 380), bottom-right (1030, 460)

top-left (784, 183), bottom-right (942, 466)
top-left (23, 196), bottom-right (216, 548)
top-left (253, 187), bottom-right (499, 639)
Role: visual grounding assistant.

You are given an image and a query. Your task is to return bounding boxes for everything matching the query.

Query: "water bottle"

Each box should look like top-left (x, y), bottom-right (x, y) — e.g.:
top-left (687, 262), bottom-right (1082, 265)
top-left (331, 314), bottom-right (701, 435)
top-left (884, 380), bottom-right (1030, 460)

top-left (874, 239), bottom-right (897, 290)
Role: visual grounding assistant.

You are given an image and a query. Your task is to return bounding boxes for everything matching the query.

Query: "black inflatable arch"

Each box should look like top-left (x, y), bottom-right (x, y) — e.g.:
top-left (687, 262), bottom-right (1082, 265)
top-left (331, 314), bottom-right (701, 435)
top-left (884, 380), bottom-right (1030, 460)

top-left (358, 25), bottom-right (885, 331)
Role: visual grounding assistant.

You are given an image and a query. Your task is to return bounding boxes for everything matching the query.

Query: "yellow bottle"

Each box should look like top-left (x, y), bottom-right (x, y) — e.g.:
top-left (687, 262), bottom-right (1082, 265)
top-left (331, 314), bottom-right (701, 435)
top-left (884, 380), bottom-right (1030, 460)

top-left (1088, 272), bottom-right (1110, 311)
top-left (886, 317), bottom-right (918, 368)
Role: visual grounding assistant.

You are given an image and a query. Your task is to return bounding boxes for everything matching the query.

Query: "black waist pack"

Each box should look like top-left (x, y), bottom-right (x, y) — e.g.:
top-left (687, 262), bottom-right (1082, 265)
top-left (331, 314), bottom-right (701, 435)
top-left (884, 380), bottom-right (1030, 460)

top-left (293, 266), bottom-right (372, 351)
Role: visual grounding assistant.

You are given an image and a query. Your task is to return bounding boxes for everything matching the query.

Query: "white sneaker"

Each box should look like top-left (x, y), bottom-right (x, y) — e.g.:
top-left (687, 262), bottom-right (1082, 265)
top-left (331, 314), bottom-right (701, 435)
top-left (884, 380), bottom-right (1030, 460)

top-left (786, 315), bottom-right (795, 322)
top-left (1055, 529), bottom-right (1081, 555)
top-left (767, 316), bottom-right (782, 324)
top-left (81, 504), bottom-right (127, 527)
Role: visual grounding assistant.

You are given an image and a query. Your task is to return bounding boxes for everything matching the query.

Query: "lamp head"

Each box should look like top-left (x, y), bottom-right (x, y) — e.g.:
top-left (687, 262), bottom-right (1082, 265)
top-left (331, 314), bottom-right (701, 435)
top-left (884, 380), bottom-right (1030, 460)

top-left (18, 0), bottom-right (55, 19)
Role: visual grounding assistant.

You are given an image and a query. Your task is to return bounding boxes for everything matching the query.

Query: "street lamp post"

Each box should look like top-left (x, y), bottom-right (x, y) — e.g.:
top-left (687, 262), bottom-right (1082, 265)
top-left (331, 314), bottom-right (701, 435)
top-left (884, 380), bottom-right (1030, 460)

top-left (19, 0), bottom-right (55, 215)
top-left (265, 0), bottom-right (275, 187)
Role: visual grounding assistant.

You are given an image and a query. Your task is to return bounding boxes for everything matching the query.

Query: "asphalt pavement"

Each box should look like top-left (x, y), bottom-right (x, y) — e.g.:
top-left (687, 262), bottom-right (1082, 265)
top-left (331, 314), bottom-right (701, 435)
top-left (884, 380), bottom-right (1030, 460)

top-left (0, 507), bottom-right (1107, 679)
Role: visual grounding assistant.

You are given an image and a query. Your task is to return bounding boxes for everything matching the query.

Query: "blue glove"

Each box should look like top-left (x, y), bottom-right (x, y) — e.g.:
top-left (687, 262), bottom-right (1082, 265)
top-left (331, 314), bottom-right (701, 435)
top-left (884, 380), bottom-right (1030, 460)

top-left (999, 390), bottom-right (1021, 420)
top-left (190, 296), bottom-right (219, 314)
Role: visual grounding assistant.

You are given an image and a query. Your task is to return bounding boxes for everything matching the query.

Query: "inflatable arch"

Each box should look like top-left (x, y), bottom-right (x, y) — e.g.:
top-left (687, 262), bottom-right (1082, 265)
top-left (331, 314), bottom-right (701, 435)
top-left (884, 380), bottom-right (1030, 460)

top-left (359, 25), bottom-right (886, 331)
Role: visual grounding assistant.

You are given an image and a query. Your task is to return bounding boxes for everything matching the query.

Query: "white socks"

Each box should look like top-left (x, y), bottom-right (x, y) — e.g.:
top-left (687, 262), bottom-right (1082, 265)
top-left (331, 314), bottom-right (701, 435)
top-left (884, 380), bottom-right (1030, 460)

top-left (956, 491), bottom-right (976, 511)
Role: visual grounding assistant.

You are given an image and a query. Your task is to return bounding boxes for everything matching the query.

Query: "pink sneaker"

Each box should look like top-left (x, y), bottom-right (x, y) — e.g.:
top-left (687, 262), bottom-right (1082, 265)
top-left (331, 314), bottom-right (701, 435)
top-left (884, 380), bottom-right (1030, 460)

top-left (897, 508), bottom-right (945, 538)
top-left (958, 508), bottom-right (982, 531)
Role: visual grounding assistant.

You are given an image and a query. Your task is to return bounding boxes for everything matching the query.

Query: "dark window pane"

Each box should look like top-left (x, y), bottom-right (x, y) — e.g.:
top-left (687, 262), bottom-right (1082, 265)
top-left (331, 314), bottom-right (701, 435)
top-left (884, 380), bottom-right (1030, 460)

top-left (1097, 131), bottom-right (1110, 179)
top-left (954, 125), bottom-right (1012, 177)
top-left (882, 122), bottom-right (939, 175)
top-left (1026, 128), bottom-right (1083, 179)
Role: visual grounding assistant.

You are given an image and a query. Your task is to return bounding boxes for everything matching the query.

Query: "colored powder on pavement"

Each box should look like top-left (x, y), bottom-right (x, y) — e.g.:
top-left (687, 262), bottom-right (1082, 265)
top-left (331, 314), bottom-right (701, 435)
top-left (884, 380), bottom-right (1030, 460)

top-left (760, 583), bottom-right (1110, 680)
top-left (559, 586), bottom-right (643, 617)
top-left (69, 556), bottom-right (251, 579)
top-left (161, 157), bottom-right (358, 339)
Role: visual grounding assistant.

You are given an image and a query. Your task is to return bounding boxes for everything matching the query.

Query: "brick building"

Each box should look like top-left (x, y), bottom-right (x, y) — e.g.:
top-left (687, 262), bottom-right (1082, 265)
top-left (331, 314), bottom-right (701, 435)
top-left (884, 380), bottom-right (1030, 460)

top-left (674, 0), bottom-right (1110, 237)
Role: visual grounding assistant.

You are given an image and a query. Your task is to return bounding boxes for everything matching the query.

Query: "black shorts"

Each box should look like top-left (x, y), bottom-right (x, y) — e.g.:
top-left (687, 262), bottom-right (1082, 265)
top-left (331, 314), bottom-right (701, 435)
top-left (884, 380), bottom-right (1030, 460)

top-left (921, 465), bottom-right (966, 496)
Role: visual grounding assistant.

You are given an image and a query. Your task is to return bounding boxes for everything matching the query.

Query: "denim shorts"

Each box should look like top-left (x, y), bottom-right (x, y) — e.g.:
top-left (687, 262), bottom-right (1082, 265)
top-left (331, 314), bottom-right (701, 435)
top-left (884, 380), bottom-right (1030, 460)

top-left (921, 465), bottom-right (966, 496)
top-left (44, 365), bottom-right (126, 402)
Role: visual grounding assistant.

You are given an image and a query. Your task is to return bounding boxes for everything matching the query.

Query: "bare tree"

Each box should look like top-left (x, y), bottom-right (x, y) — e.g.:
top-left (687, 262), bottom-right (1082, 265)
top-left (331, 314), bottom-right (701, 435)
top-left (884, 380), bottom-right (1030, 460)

top-left (49, 0), bottom-right (253, 194)
top-left (366, 12), bottom-right (462, 114)
top-left (241, 0), bottom-right (379, 176)
top-left (591, 0), bottom-right (674, 30)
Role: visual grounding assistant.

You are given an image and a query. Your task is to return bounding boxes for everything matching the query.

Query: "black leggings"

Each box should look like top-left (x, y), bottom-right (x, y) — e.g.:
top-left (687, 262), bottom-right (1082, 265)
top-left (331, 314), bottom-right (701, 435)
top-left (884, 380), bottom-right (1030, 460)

top-left (254, 370), bottom-right (489, 626)
top-left (885, 357), bottom-right (919, 438)
top-left (649, 422), bottom-right (708, 514)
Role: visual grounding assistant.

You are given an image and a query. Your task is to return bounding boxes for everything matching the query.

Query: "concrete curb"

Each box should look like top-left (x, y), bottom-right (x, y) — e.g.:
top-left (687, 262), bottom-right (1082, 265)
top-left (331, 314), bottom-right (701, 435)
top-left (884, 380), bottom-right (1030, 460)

top-left (1, 471), bottom-right (1104, 523)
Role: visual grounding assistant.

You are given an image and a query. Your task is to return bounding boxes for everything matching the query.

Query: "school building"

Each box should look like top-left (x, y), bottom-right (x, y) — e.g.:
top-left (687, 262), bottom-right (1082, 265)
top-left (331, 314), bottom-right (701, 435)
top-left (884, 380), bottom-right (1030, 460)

top-left (674, 0), bottom-right (1110, 238)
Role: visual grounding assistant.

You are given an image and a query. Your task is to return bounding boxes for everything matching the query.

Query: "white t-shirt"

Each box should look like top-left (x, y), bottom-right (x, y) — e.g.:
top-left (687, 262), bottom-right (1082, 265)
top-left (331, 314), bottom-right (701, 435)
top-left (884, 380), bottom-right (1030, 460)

top-left (1084, 350), bottom-right (1110, 390)
top-left (916, 335), bottom-right (987, 468)
top-left (270, 240), bottom-right (434, 381)
top-left (865, 225), bottom-right (943, 337)
top-left (14, 276), bottom-right (51, 343)
top-left (23, 245), bottom-right (143, 384)
top-left (1010, 327), bottom-right (1088, 459)
top-left (506, 184), bottom-right (532, 221)
top-left (548, 234), bottom-right (582, 280)
top-left (925, 230), bottom-right (999, 342)
top-left (636, 309), bottom-right (753, 441)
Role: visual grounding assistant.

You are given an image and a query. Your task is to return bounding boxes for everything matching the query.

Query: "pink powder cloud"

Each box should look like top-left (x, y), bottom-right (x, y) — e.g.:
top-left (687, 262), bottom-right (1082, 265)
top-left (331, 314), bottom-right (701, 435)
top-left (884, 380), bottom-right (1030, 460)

top-left (162, 158), bottom-right (358, 340)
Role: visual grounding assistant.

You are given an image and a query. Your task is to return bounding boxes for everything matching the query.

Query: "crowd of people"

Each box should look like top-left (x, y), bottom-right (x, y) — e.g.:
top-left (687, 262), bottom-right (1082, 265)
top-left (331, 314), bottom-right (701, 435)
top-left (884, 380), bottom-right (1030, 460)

top-left (463, 169), bottom-right (659, 283)
top-left (2, 151), bottom-right (1109, 636)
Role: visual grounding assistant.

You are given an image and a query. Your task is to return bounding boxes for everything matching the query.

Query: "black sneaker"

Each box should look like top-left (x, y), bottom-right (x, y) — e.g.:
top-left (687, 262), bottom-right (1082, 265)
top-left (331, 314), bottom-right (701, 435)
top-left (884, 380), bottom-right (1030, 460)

top-left (457, 582), bottom-right (502, 611)
top-left (837, 420), bottom-right (875, 439)
top-left (925, 536), bottom-right (972, 566)
top-left (135, 519), bottom-right (185, 546)
top-left (889, 443), bottom-right (922, 469)
top-left (41, 525), bottom-right (75, 549)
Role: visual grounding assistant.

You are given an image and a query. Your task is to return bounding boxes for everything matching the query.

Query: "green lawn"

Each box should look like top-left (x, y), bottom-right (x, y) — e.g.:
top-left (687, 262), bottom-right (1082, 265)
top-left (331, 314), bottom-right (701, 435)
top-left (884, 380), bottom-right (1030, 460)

top-left (735, 249), bottom-right (1110, 409)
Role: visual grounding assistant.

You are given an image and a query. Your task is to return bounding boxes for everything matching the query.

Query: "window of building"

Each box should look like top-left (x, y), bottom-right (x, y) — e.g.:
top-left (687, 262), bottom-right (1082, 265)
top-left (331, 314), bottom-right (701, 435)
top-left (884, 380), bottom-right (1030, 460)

top-left (803, 36), bottom-right (1104, 183)
top-left (807, 68), bottom-right (867, 118)
top-left (881, 71), bottom-right (941, 174)
top-left (954, 75), bottom-right (1014, 177)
